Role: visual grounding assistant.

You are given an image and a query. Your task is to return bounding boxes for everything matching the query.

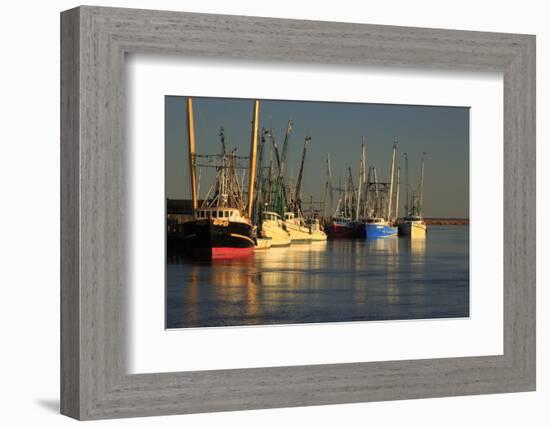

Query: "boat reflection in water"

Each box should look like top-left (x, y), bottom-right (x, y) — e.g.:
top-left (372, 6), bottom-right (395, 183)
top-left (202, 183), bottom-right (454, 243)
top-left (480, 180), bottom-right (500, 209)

top-left (409, 234), bottom-right (426, 257)
top-left (166, 226), bottom-right (468, 329)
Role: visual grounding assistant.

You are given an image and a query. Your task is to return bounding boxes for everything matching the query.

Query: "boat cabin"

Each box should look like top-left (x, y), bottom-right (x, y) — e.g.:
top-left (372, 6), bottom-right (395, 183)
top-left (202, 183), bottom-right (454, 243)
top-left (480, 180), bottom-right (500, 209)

top-left (403, 215), bottom-right (423, 222)
top-left (263, 211), bottom-right (282, 221)
top-left (333, 216), bottom-right (351, 224)
top-left (284, 212), bottom-right (295, 221)
top-left (365, 217), bottom-right (387, 224)
top-left (284, 211), bottom-right (308, 227)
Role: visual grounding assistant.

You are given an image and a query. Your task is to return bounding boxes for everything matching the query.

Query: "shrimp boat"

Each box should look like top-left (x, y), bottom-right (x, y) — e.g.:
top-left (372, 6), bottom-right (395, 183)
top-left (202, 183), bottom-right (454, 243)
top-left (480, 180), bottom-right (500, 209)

top-left (360, 140), bottom-right (399, 239)
top-left (307, 217), bottom-right (328, 241)
top-left (182, 98), bottom-right (261, 259)
top-left (328, 215), bottom-right (356, 238)
top-left (328, 167), bottom-right (358, 238)
top-left (399, 216), bottom-right (426, 237)
top-left (262, 126), bottom-right (314, 244)
top-left (261, 211), bottom-right (291, 247)
top-left (364, 217), bottom-right (398, 238)
top-left (284, 212), bottom-right (312, 243)
top-left (254, 120), bottom-right (309, 245)
top-left (251, 125), bottom-right (293, 247)
top-left (398, 152), bottom-right (427, 238)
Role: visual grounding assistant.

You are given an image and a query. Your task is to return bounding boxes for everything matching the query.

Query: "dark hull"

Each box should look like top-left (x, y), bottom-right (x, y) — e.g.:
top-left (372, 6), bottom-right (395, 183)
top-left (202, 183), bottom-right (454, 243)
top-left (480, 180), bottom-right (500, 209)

top-left (327, 222), bottom-right (357, 238)
top-left (179, 219), bottom-right (255, 259)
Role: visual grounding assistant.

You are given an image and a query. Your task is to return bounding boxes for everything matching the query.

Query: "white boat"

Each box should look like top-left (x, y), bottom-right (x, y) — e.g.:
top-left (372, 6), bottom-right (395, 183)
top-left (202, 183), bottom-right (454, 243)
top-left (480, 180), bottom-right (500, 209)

top-left (307, 218), bottom-right (328, 241)
top-left (399, 152), bottom-right (428, 239)
top-left (398, 216), bottom-right (427, 238)
top-left (284, 212), bottom-right (312, 243)
top-left (261, 211), bottom-right (291, 247)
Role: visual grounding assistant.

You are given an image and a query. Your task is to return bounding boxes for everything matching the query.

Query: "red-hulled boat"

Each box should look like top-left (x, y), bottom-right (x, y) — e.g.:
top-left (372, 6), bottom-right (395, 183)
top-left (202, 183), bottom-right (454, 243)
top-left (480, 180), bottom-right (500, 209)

top-left (327, 215), bottom-right (357, 238)
top-left (179, 97), bottom-right (261, 260)
top-left (183, 207), bottom-right (255, 259)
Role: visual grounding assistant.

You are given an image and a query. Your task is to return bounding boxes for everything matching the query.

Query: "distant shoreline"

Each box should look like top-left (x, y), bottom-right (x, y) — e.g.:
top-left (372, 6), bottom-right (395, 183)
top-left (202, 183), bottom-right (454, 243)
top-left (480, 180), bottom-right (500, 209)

top-left (422, 218), bottom-right (469, 225)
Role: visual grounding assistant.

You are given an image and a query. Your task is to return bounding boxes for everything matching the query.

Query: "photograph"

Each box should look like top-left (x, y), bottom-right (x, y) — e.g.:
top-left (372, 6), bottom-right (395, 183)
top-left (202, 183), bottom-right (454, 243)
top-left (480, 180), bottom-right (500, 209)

top-left (165, 96), bottom-right (470, 329)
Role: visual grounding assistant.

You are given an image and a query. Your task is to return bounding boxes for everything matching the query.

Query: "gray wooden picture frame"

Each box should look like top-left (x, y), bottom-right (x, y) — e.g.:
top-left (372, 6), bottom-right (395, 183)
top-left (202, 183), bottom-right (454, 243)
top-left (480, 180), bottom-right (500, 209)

top-left (60, 5), bottom-right (536, 420)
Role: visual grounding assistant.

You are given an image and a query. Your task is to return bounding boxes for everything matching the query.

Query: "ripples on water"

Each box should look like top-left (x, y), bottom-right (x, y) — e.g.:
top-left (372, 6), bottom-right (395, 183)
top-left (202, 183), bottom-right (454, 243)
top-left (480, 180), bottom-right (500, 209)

top-left (166, 226), bottom-right (469, 328)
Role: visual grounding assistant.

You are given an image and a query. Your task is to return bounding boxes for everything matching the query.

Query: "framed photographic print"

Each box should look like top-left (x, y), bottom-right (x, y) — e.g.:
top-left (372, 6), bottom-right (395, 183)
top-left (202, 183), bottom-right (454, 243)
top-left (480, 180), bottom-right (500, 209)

top-left (61, 6), bottom-right (535, 420)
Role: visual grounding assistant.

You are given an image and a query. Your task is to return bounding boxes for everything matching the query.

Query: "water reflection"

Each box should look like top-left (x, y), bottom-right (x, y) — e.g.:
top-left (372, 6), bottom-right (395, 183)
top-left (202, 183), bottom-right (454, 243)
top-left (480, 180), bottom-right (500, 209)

top-left (167, 226), bottom-right (469, 328)
top-left (411, 235), bottom-right (426, 255)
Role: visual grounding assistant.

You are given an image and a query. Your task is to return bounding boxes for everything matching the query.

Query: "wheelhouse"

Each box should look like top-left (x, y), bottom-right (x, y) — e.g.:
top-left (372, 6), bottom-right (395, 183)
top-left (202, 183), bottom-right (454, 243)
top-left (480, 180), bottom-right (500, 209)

top-left (263, 211), bottom-right (281, 221)
top-left (404, 215), bottom-right (423, 222)
top-left (333, 216), bottom-right (351, 224)
top-left (365, 217), bottom-right (386, 224)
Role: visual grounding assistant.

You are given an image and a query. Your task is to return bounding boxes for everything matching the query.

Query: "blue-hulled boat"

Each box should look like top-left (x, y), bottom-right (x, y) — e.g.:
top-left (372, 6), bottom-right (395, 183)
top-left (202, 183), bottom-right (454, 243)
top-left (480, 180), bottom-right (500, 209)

top-left (359, 141), bottom-right (400, 239)
top-left (363, 217), bottom-right (398, 238)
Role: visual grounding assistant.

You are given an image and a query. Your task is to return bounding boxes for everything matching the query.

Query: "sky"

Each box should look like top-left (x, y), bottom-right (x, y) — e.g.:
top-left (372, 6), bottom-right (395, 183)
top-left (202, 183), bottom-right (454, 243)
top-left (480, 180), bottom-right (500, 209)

top-left (166, 96), bottom-right (469, 218)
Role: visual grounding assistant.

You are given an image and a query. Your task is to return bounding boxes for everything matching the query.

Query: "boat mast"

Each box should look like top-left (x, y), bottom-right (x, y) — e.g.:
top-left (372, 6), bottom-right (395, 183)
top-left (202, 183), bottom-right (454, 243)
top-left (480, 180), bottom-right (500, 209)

top-left (230, 150), bottom-right (244, 210)
top-left (186, 97), bottom-right (198, 210)
top-left (343, 178), bottom-right (347, 217)
top-left (247, 100), bottom-right (260, 219)
top-left (294, 133), bottom-right (311, 213)
top-left (356, 140), bottom-right (365, 221)
top-left (364, 166), bottom-right (371, 218)
top-left (419, 152), bottom-right (426, 216)
top-left (362, 138), bottom-right (368, 218)
top-left (218, 127), bottom-right (227, 207)
top-left (328, 155), bottom-right (333, 217)
top-left (219, 126), bottom-right (227, 156)
top-left (270, 122), bottom-right (292, 217)
top-left (395, 166), bottom-right (400, 222)
top-left (334, 175), bottom-right (342, 217)
top-left (197, 168), bottom-right (202, 202)
top-left (267, 160), bottom-right (273, 208)
top-left (347, 167), bottom-right (354, 218)
top-left (323, 153), bottom-right (332, 218)
top-left (280, 120), bottom-right (293, 178)
top-left (387, 139), bottom-right (397, 221)
top-left (271, 130), bottom-right (282, 173)
top-left (404, 152), bottom-right (409, 216)
top-left (254, 128), bottom-right (268, 223)
top-left (372, 167), bottom-right (379, 217)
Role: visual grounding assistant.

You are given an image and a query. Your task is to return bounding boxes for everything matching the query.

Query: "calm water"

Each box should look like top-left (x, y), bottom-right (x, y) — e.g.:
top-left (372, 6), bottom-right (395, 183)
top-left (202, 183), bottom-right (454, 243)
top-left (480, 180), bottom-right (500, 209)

top-left (166, 226), bottom-right (469, 328)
